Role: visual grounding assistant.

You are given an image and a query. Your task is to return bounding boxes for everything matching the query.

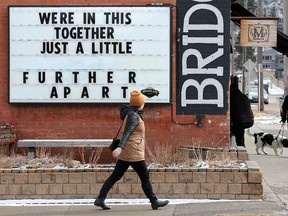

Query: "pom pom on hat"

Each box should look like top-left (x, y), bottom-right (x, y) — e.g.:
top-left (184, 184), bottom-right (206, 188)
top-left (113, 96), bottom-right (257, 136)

top-left (130, 90), bottom-right (145, 106)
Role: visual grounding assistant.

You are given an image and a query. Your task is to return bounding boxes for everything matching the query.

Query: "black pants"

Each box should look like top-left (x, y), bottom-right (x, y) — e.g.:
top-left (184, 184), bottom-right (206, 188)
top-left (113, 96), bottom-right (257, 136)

top-left (231, 124), bottom-right (245, 147)
top-left (97, 159), bottom-right (157, 202)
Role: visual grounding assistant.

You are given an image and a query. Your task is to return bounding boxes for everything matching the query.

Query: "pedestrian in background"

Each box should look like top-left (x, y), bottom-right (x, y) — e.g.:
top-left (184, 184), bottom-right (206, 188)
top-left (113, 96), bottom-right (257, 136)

top-left (94, 90), bottom-right (169, 210)
top-left (230, 76), bottom-right (254, 147)
top-left (281, 95), bottom-right (288, 123)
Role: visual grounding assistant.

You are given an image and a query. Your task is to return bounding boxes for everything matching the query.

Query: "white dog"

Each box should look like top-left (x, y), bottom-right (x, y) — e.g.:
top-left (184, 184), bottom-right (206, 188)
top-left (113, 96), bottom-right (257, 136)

top-left (247, 129), bottom-right (288, 156)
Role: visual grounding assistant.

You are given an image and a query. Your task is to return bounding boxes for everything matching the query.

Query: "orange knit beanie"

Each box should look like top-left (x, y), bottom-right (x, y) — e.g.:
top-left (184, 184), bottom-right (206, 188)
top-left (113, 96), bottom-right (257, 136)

top-left (130, 90), bottom-right (145, 106)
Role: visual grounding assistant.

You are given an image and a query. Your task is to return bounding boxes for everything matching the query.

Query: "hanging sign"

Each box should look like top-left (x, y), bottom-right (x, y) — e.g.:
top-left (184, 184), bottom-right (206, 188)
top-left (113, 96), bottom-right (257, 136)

top-left (176, 0), bottom-right (230, 115)
top-left (240, 19), bottom-right (277, 47)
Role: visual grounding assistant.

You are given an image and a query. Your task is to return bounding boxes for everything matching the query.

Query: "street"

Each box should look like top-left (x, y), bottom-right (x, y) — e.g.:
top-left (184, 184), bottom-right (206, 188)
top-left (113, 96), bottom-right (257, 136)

top-left (251, 94), bottom-right (282, 117)
top-left (246, 92), bottom-right (288, 211)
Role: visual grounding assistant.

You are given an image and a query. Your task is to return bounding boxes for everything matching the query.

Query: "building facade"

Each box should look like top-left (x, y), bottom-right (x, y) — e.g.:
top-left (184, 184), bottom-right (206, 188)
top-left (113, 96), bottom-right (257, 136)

top-left (0, 0), bottom-right (231, 162)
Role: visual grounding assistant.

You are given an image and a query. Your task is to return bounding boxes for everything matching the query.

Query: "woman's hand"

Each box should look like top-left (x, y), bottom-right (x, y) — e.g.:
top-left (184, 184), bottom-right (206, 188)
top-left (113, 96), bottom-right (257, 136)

top-left (112, 147), bottom-right (122, 158)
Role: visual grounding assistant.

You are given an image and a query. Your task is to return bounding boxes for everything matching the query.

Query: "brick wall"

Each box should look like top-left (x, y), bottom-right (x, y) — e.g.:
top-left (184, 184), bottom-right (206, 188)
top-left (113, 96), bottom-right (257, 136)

top-left (0, 0), bottom-right (230, 163)
top-left (0, 161), bottom-right (262, 200)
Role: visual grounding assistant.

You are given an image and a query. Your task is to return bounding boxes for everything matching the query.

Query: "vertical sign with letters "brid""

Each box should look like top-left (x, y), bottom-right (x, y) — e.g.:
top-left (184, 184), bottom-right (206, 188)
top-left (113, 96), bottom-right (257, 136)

top-left (176, 0), bottom-right (230, 115)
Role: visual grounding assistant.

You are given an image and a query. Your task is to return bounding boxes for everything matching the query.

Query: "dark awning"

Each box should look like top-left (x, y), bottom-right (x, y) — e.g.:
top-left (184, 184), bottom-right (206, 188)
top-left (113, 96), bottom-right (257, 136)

top-left (231, 3), bottom-right (288, 56)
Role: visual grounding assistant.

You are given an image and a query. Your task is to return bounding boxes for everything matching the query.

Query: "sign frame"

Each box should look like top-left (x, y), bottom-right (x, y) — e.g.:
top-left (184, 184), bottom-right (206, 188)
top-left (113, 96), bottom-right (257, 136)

top-left (240, 19), bottom-right (277, 47)
top-left (8, 5), bottom-right (172, 104)
top-left (176, 0), bottom-right (230, 115)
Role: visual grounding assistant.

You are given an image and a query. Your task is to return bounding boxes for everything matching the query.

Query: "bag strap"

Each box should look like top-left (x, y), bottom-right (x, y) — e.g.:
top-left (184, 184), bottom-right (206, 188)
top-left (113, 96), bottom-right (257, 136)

top-left (114, 120), bottom-right (124, 139)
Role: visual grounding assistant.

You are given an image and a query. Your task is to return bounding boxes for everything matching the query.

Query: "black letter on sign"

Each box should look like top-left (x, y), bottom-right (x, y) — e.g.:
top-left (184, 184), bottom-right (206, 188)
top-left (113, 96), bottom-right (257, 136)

top-left (55, 71), bottom-right (63, 83)
top-left (125, 13), bottom-right (132, 24)
top-left (38, 71), bottom-right (46, 83)
top-left (102, 86), bottom-right (109, 98)
top-left (107, 71), bottom-right (113, 83)
top-left (39, 13), bottom-right (51, 24)
top-left (81, 86), bottom-right (89, 98)
top-left (121, 86), bottom-right (128, 98)
top-left (76, 42), bottom-right (84, 54)
top-left (72, 71), bottom-right (79, 83)
top-left (23, 72), bottom-right (29, 83)
top-left (64, 87), bottom-right (71, 98)
top-left (50, 86), bottom-right (58, 98)
top-left (89, 71), bottom-right (96, 83)
top-left (129, 71), bottom-right (136, 83)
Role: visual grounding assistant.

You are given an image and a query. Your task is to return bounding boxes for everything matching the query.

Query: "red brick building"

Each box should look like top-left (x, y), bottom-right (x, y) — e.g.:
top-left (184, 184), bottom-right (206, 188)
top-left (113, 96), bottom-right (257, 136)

top-left (0, 0), bottom-right (231, 162)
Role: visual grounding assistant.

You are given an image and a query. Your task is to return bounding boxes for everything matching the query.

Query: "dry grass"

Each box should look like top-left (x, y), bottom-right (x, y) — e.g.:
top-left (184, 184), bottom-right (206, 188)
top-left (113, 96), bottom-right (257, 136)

top-left (146, 140), bottom-right (242, 169)
top-left (0, 140), bottom-right (242, 169)
top-left (0, 145), bottom-right (11, 156)
top-left (0, 146), bottom-right (103, 169)
top-left (78, 147), bottom-right (103, 164)
top-left (146, 143), bottom-right (192, 167)
top-left (0, 154), bottom-right (27, 169)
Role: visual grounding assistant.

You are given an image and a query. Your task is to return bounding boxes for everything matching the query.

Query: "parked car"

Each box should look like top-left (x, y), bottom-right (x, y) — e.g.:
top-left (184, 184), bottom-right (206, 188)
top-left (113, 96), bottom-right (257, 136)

top-left (245, 86), bottom-right (269, 104)
top-left (253, 80), bottom-right (269, 93)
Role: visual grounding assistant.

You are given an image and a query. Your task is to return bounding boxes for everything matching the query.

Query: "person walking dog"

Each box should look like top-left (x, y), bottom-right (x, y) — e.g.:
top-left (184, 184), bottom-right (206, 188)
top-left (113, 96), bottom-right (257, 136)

top-left (281, 95), bottom-right (288, 123)
top-left (94, 90), bottom-right (169, 210)
top-left (230, 76), bottom-right (254, 147)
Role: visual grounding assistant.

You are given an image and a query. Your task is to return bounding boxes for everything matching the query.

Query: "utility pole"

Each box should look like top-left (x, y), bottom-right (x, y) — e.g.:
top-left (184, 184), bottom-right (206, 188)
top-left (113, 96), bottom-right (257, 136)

top-left (242, 0), bottom-right (248, 93)
top-left (284, 0), bottom-right (288, 97)
top-left (257, 0), bottom-right (264, 111)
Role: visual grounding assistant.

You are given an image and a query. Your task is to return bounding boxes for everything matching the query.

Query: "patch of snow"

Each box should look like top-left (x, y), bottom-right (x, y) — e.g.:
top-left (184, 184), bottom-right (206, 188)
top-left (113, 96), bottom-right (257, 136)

top-left (268, 84), bottom-right (284, 96)
top-left (53, 165), bottom-right (66, 169)
top-left (238, 162), bottom-right (247, 169)
top-left (254, 115), bottom-right (281, 125)
top-left (194, 161), bottom-right (209, 168)
top-left (0, 198), bottom-right (254, 206)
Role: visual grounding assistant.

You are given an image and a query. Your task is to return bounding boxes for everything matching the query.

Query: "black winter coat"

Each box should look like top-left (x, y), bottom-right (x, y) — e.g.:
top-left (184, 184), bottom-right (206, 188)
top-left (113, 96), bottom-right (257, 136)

top-left (230, 88), bottom-right (254, 128)
top-left (281, 95), bottom-right (288, 122)
top-left (118, 104), bottom-right (141, 149)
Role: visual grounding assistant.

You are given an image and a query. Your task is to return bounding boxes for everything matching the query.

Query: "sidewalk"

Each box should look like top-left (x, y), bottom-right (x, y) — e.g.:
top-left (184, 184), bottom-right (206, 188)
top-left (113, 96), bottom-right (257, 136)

top-left (1, 114), bottom-right (288, 215)
top-left (0, 198), bottom-right (287, 216)
top-left (246, 112), bottom-right (288, 207)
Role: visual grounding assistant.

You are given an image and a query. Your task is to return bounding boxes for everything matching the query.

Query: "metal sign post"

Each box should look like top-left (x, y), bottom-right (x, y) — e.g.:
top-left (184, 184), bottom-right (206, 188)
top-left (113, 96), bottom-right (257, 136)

top-left (258, 63), bottom-right (262, 113)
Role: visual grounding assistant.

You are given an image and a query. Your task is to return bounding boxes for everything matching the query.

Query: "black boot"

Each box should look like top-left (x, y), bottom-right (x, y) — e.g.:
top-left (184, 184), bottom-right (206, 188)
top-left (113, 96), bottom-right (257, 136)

top-left (151, 199), bottom-right (169, 210)
top-left (94, 198), bottom-right (111, 210)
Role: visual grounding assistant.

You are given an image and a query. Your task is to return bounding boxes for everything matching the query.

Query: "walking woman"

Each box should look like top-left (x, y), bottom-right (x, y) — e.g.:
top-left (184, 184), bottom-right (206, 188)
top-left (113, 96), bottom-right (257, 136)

top-left (94, 90), bottom-right (169, 210)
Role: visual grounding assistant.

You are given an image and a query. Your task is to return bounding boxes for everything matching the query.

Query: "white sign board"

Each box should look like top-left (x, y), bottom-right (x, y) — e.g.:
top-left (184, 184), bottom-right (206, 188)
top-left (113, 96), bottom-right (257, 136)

top-left (243, 59), bottom-right (256, 72)
top-left (9, 6), bottom-right (171, 103)
top-left (240, 19), bottom-right (277, 47)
